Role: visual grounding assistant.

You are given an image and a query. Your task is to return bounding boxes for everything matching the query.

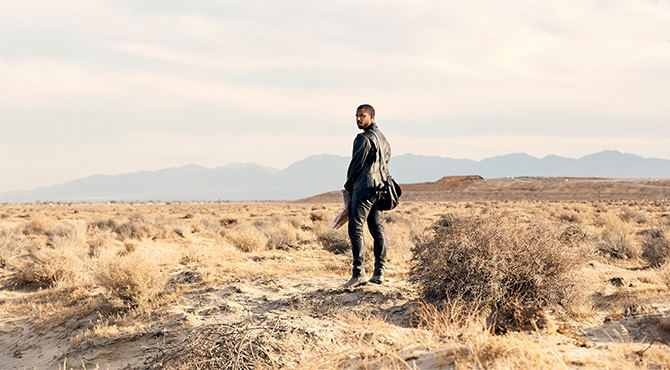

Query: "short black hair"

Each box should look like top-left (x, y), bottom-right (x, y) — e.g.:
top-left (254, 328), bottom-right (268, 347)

top-left (357, 104), bottom-right (375, 118)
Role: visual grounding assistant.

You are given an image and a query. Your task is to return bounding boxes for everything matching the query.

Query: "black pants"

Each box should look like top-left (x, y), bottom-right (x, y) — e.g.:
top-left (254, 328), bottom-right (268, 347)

top-left (348, 188), bottom-right (387, 277)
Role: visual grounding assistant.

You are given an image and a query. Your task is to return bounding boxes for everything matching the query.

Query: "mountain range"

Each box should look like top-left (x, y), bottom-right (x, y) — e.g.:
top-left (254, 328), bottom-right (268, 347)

top-left (1, 150), bottom-right (669, 203)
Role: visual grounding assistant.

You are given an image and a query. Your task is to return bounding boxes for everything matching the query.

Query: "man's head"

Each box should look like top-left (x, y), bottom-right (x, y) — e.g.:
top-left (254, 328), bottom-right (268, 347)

top-left (356, 104), bottom-right (375, 129)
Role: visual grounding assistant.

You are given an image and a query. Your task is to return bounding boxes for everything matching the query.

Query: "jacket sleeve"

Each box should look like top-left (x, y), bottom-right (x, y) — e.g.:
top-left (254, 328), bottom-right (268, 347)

top-left (344, 134), bottom-right (372, 192)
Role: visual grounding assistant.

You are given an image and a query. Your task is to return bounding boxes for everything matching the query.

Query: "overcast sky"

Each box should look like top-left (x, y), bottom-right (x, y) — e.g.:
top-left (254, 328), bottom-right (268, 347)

top-left (1, 0), bottom-right (669, 192)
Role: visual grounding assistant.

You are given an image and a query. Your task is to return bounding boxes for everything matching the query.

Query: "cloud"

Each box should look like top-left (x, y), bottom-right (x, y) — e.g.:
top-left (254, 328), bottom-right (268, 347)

top-left (1, 0), bottom-right (669, 191)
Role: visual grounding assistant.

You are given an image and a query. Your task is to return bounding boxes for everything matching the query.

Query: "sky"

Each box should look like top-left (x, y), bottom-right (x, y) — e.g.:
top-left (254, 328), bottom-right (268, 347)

top-left (1, 0), bottom-right (669, 193)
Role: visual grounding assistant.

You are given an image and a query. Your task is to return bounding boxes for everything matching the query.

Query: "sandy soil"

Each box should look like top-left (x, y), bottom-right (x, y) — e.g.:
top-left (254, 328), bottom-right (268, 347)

top-left (1, 199), bottom-right (670, 369)
top-left (2, 257), bottom-right (669, 369)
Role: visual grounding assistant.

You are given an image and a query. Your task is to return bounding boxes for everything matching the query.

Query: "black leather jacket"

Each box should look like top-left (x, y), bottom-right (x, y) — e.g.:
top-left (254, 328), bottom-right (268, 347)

top-left (344, 123), bottom-right (391, 192)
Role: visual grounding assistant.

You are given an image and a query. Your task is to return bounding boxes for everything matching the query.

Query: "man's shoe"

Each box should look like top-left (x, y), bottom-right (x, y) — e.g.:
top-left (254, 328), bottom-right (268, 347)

top-left (342, 275), bottom-right (368, 288)
top-left (369, 273), bottom-right (384, 285)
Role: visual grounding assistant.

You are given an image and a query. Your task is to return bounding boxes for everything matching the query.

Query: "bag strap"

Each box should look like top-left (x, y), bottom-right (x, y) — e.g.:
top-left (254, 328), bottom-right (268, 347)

top-left (368, 129), bottom-right (389, 183)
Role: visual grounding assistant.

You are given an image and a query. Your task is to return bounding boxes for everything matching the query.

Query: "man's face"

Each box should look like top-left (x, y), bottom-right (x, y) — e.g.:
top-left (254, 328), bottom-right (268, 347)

top-left (356, 109), bottom-right (374, 129)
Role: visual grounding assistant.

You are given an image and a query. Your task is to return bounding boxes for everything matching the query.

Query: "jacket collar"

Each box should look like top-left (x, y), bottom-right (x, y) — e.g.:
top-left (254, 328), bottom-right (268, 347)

top-left (363, 122), bottom-right (378, 131)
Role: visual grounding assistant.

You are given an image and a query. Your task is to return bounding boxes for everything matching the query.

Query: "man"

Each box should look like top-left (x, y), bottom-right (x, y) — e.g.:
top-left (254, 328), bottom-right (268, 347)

top-left (342, 104), bottom-right (391, 288)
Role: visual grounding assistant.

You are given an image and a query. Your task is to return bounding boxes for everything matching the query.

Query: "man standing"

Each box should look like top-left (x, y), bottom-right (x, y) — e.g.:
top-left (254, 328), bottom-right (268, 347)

top-left (342, 104), bottom-right (391, 288)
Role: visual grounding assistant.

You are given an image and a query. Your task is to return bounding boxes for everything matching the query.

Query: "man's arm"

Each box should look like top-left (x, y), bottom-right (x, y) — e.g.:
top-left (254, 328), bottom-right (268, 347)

top-left (344, 134), bottom-right (371, 192)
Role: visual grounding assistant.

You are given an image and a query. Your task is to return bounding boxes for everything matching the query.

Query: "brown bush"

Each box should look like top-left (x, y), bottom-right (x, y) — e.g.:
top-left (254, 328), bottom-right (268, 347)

top-left (15, 245), bottom-right (88, 288)
top-left (620, 207), bottom-right (648, 224)
top-left (557, 211), bottom-right (582, 223)
top-left (21, 214), bottom-right (49, 236)
top-left (659, 261), bottom-right (670, 288)
top-left (114, 219), bottom-right (145, 240)
top-left (88, 218), bottom-right (119, 233)
top-left (0, 229), bottom-right (33, 268)
top-left (641, 226), bottom-right (670, 267)
top-left (225, 226), bottom-right (268, 253)
top-left (599, 226), bottom-right (642, 259)
top-left (410, 211), bottom-right (582, 307)
top-left (42, 220), bottom-right (87, 249)
top-left (317, 228), bottom-right (350, 254)
top-left (119, 240), bottom-right (138, 256)
top-left (264, 222), bottom-right (300, 250)
top-left (87, 228), bottom-right (114, 257)
top-left (95, 254), bottom-right (165, 308)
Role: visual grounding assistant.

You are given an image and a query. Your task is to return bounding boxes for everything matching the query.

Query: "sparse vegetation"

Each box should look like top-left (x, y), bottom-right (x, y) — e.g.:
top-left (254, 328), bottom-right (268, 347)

top-left (1, 200), bottom-right (669, 369)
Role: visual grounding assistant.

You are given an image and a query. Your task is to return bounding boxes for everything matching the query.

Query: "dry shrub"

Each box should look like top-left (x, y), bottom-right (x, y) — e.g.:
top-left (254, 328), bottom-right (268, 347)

top-left (557, 211), bottom-right (582, 223)
top-left (487, 303), bottom-right (556, 334)
top-left (119, 240), bottom-right (138, 256)
top-left (659, 261), bottom-right (670, 288)
top-left (559, 224), bottom-right (592, 245)
top-left (410, 212), bottom-right (582, 307)
top-left (14, 245), bottom-right (88, 288)
top-left (114, 218), bottom-right (145, 240)
top-left (112, 214), bottom-right (189, 241)
top-left (641, 226), bottom-right (670, 267)
top-left (12, 220), bottom-right (89, 288)
top-left (180, 248), bottom-right (206, 265)
top-left (95, 254), bottom-right (165, 308)
top-left (265, 222), bottom-right (301, 250)
top-left (192, 217), bottom-right (219, 233)
top-left (620, 206), bottom-right (648, 224)
top-left (309, 210), bottom-right (327, 222)
top-left (88, 218), bottom-right (119, 233)
top-left (599, 225), bottom-right (642, 259)
top-left (21, 214), bottom-right (49, 235)
top-left (171, 221), bottom-right (191, 238)
top-left (317, 227), bottom-right (350, 254)
top-left (0, 229), bottom-right (33, 268)
top-left (219, 217), bottom-right (238, 227)
top-left (150, 321), bottom-right (285, 369)
top-left (226, 226), bottom-right (268, 253)
top-left (44, 220), bottom-right (87, 249)
top-left (87, 228), bottom-right (114, 257)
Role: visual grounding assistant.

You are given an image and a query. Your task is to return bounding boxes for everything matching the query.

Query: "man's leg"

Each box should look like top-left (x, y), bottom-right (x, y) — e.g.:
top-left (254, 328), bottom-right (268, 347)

top-left (344, 188), bottom-right (375, 287)
top-left (367, 202), bottom-right (387, 284)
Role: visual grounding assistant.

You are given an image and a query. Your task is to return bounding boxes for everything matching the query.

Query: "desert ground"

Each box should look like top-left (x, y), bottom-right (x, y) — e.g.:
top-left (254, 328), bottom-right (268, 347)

top-left (1, 183), bottom-right (670, 369)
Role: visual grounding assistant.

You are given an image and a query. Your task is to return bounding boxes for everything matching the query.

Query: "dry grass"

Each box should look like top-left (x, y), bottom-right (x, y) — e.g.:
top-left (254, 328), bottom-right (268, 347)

top-left (150, 319), bottom-right (285, 369)
top-left (1, 200), bottom-right (670, 369)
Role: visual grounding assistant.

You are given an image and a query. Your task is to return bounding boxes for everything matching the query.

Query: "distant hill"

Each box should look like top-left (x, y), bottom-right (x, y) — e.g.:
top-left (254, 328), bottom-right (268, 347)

top-left (300, 176), bottom-right (670, 203)
top-left (1, 150), bottom-right (669, 203)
